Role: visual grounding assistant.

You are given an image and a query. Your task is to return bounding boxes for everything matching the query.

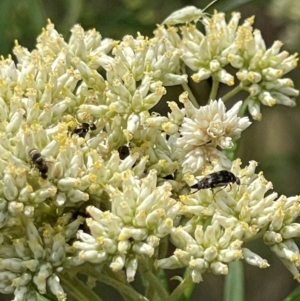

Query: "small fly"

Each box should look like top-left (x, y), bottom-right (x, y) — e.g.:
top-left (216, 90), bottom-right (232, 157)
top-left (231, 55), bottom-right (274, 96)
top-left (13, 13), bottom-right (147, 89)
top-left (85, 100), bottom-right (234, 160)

top-left (190, 170), bottom-right (240, 193)
top-left (118, 145), bottom-right (130, 160)
top-left (28, 148), bottom-right (48, 179)
top-left (71, 122), bottom-right (96, 138)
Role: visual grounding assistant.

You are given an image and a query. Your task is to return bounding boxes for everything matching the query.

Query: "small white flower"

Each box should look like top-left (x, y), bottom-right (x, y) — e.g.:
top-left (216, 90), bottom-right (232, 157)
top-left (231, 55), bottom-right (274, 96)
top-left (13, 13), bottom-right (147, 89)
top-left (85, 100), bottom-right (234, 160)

top-left (75, 170), bottom-right (182, 282)
top-left (177, 12), bottom-right (242, 85)
top-left (178, 98), bottom-right (250, 149)
top-left (235, 26), bottom-right (299, 118)
top-left (157, 159), bottom-right (296, 281)
top-left (0, 5), bottom-right (298, 299)
top-left (176, 96), bottom-right (250, 172)
top-left (242, 248), bottom-right (269, 268)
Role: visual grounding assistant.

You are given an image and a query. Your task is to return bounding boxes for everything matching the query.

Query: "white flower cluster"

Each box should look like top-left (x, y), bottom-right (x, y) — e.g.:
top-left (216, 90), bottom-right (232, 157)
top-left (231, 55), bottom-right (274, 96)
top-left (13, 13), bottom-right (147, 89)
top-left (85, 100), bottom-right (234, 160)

top-left (155, 10), bottom-right (299, 120)
top-left (0, 5), bottom-right (298, 301)
top-left (175, 94), bottom-right (251, 173)
top-left (74, 170), bottom-right (181, 282)
top-left (157, 160), bottom-right (300, 282)
top-left (0, 21), bottom-right (185, 300)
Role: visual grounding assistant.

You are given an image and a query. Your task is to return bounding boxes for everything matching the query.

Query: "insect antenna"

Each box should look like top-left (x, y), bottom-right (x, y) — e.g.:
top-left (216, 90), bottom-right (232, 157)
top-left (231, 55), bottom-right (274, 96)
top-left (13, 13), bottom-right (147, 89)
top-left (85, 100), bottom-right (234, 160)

top-left (202, 0), bottom-right (218, 12)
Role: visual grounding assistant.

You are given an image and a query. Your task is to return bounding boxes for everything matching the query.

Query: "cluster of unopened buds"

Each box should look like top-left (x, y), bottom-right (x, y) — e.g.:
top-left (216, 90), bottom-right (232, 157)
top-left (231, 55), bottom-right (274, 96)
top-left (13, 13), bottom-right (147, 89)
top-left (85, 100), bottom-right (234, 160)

top-left (0, 3), bottom-right (299, 301)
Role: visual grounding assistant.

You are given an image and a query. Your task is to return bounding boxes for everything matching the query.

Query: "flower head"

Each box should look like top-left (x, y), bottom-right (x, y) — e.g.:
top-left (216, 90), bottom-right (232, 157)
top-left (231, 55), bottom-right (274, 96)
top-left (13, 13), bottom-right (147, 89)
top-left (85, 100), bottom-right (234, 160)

top-left (156, 10), bottom-right (299, 120)
top-left (176, 94), bottom-right (251, 172)
top-left (157, 159), bottom-right (300, 282)
top-left (74, 170), bottom-right (182, 282)
top-left (0, 5), bottom-right (298, 300)
top-left (235, 26), bottom-right (299, 120)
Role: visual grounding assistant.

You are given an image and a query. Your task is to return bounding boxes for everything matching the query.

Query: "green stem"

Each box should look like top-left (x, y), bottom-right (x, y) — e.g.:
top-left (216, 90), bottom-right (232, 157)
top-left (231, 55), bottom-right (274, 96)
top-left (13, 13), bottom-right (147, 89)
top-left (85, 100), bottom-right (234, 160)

top-left (158, 236), bottom-right (169, 263)
top-left (222, 85), bottom-right (243, 102)
top-left (99, 273), bottom-right (143, 301)
top-left (138, 258), bottom-right (169, 300)
top-left (181, 65), bottom-right (199, 108)
top-left (243, 225), bottom-right (268, 243)
top-left (169, 274), bottom-right (193, 301)
top-left (238, 97), bottom-right (250, 117)
top-left (60, 273), bottom-right (103, 301)
top-left (79, 264), bottom-right (148, 301)
top-left (145, 282), bottom-right (156, 301)
top-left (38, 203), bottom-right (56, 216)
top-left (224, 96), bottom-right (252, 160)
top-left (181, 81), bottom-right (199, 108)
top-left (145, 239), bottom-right (170, 298)
top-left (208, 77), bottom-right (220, 101)
top-left (224, 142), bottom-right (238, 161)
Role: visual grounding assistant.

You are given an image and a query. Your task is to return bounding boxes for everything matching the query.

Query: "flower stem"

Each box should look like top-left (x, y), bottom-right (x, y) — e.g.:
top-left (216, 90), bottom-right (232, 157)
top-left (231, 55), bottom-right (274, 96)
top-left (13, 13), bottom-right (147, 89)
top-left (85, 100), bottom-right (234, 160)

top-left (224, 142), bottom-right (238, 161)
top-left (181, 81), bottom-right (199, 108)
top-left (97, 272), bottom-right (148, 301)
top-left (209, 77), bottom-right (220, 101)
top-left (181, 65), bottom-right (199, 108)
top-left (79, 264), bottom-right (149, 301)
top-left (224, 97), bottom-right (251, 160)
top-left (238, 97), bottom-right (250, 117)
top-left (158, 235), bottom-right (169, 261)
top-left (145, 282), bottom-right (156, 301)
top-left (222, 85), bottom-right (243, 102)
top-left (138, 258), bottom-right (169, 300)
top-left (169, 274), bottom-right (193, 301)
top-left (60, 273), bottom-right (103, 301)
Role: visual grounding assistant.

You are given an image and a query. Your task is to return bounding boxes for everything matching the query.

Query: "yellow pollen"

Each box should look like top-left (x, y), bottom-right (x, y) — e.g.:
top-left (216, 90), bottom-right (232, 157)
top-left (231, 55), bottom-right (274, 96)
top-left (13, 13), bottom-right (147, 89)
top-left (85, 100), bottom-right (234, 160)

top-left (88, 173), bottom-right (97, 182)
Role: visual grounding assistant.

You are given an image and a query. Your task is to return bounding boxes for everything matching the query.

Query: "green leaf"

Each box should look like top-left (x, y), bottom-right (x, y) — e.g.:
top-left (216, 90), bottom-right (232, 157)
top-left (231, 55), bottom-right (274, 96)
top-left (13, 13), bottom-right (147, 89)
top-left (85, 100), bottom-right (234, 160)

top-left (224, 261), bottom-right (245, 301)
top-left (178, 268), bottom-right (195, 301)
top-left (283, 286), bottom-right (300, 301)
top-left (37, 293), bottom-right (53, 301)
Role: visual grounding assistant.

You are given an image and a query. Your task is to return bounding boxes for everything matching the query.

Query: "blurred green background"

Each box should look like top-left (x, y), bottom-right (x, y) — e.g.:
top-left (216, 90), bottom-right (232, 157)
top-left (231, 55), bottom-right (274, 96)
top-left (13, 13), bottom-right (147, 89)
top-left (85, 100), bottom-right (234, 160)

top-left (0, 0), bottom-right (300, 300)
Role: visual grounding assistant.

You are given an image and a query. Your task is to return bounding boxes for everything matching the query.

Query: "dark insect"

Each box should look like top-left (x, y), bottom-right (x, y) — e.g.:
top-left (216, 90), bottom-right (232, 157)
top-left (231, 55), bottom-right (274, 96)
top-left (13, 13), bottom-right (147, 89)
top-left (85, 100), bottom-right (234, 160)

top-left (28, 148), bottom-right (48, 179)
top-left (190, 170), bottom-right (240, 193)
top-left (162, 174), bottom-right (174, 180)
top-left (71, 122), bottom-right (96, 138)
top-left (118, 145), bottom-right (130, 160)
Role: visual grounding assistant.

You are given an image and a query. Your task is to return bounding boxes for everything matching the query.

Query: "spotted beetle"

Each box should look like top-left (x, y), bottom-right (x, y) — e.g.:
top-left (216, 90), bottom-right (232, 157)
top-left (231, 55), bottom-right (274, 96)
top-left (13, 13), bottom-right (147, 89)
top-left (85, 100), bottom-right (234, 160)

top-left (190, 170), bottom-right (240, 193)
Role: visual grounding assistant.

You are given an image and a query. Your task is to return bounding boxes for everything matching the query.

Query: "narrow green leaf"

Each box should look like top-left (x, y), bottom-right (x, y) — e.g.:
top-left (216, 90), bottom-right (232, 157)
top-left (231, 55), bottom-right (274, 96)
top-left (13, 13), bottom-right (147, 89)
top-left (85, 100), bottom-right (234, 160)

top-left (178, 268), bottom-right (195, 301)
top-left (37, 293), bottom-right (53, 301)
top-left (283, 286), bottom-right (300, 301)
top-left (224, 261), bottom-right (245, 301)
